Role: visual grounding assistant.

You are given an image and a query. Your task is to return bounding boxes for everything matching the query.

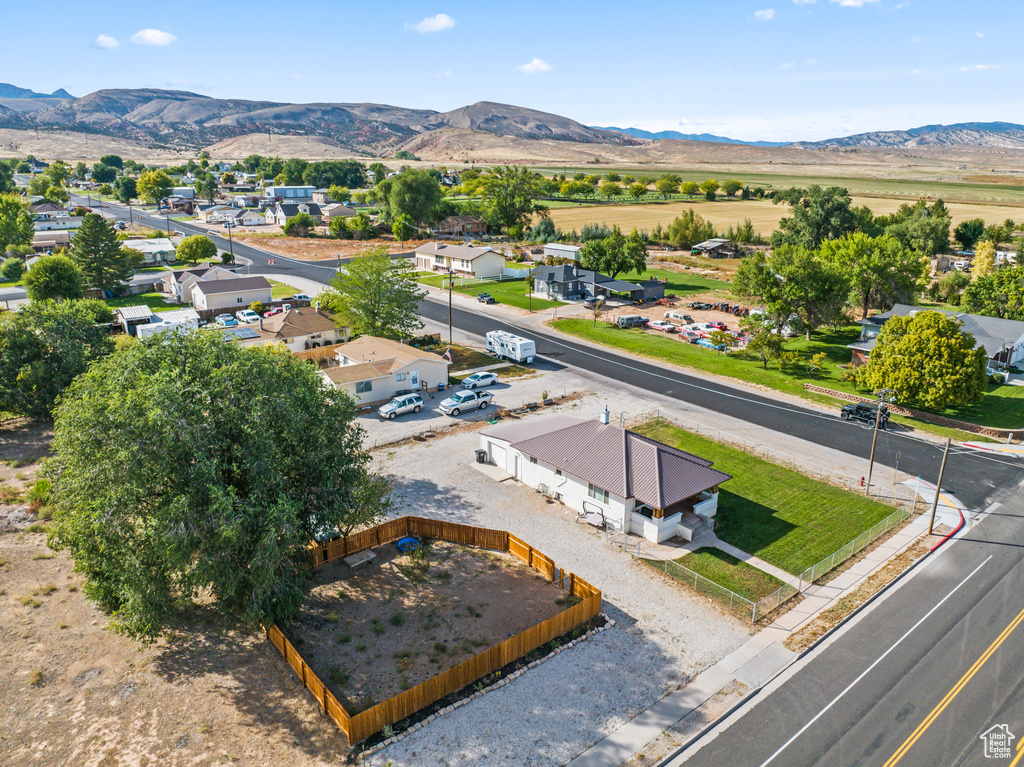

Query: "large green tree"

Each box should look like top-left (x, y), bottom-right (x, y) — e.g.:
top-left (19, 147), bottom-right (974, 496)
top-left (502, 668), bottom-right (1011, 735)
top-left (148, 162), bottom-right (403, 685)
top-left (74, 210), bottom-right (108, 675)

top-left (23, 255), bottom-right (85, 301)
top-left (137, 170), bottom-right (174, 205)
top-left (389, 169), bottom-right (443, 226)
top-left (858, 311), bottom-right (987, 409)
top-left (960, 265), bottom-right (1024, 320)
top-left (176, 235), bottom-right (218, 265)
top-left (318, 246), bottom-right (425, 338)
top-left (0, 299), bottom-right (112, 418)
top-left (771, 185), bottom-right (858, 249)
top-left (578, 227), bottom-right (647, 279)
top-left (0, 162), bottom-right (14, 193)
top-left (71, 213), bottom-right (142, 292)
top-left (0, 194), bottom-right (34, 252)
top-left (282, 212), bottom-right (316, 237)
top-left (113, 176), bottom-right (137, 204)
top-left (482, 165), bottom-right (541, 236)
top-left (879, 199), bottom-right (951, 257)
top-left (954, 218), bottom-right (985, 251)
top-left (46, 332), bottom-right (390, 640)
top-left (819, 232), bottom-right (925, 318)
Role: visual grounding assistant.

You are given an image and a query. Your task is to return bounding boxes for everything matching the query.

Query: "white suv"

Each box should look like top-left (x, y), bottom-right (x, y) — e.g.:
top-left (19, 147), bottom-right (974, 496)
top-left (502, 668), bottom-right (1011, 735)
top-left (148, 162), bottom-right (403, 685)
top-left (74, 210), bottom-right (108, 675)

top-left (378, 393), bottom-right (424, 420)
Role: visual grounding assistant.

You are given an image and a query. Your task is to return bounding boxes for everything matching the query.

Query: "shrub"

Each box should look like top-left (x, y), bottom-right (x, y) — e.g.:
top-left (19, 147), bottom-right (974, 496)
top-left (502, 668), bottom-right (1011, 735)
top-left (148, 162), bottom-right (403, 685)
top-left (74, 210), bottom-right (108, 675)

top-left (0, 257), bottom-right (25, 281)
top-left (990, 373), bottom-right (1006, 385)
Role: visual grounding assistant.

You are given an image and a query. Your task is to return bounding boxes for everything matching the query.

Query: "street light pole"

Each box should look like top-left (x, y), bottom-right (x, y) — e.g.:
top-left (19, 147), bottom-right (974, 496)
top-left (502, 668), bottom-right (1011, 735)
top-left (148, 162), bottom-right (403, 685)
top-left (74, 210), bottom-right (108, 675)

top-left (865, 388), bottom-right (895, 495)
top-left (447, 268), bottom-right (454, 345)
top-left (929, 438), bottom-right (952, 535)
top-left (225, 222), bottom-right (235, 263)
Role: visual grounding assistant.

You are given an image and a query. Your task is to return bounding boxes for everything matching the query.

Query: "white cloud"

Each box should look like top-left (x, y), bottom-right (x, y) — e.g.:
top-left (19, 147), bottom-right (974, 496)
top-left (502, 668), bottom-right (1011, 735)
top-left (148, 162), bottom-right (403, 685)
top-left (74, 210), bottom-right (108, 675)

top-left (911, 36), bottom-right (921, 43)
top-left (754, 9), bottom-right (776, 20)
top-left (793, 0), bottom-right (816, 4)
top-left (516, 57), bottom-right (551, 75)
top-left (130, 29), bottom-right (177, 46)
top-left (887, 1), bottom-right (911, 10)
top-left (406, 13), bottom-right (456, 34)
top-left (827, 0), bottom-right (881, 6)
top-left (94, 34), bottom-right (119, 49)
top-left (976, 31), bottom-right (984, 37)
top-left (780, 61), bottom-right (797, 69)
top-left (438, 69), bottom-right (452, 78)
top-left (959, 64), bottom-right (1001, 71)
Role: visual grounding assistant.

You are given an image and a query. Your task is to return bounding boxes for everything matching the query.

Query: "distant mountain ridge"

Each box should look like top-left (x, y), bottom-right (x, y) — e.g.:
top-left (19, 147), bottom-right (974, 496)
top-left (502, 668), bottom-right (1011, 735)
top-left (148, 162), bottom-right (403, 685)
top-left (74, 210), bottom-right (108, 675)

top-left (0, 83), bottom-right (73, 99)
top-left (593, 126), bottom-right (789, 147)
top-left (791, 121), bottom-right (1024, 149)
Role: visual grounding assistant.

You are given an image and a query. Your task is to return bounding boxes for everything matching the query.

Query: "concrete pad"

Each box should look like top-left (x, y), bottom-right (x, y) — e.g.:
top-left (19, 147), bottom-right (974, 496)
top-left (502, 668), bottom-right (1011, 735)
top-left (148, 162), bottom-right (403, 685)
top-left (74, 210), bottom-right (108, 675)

top-left (470, 461), bottom-right (513, 482)
top-left (732, 642), bottom-right (796, 689)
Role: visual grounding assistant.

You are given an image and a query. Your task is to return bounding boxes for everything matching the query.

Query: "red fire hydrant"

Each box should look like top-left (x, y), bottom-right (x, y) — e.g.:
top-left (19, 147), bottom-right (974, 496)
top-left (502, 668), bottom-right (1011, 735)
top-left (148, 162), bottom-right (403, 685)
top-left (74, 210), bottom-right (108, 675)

top-left (860, 476), bottom-right (866, 487)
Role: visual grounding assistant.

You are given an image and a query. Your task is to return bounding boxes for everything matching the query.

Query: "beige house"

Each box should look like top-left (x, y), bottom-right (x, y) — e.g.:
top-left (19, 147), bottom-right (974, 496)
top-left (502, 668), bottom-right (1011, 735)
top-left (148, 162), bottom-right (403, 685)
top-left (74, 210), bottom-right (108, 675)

top-left (414, 242), bottom-right (505, 278)
top-left (235, 306), bottom-right (347, 352)
top-left (319, 337), bottom-right (449, 405)
top-left (191, 276), bottom-right (273, 312)
top-left (162, 265), bottom-right (242, 303)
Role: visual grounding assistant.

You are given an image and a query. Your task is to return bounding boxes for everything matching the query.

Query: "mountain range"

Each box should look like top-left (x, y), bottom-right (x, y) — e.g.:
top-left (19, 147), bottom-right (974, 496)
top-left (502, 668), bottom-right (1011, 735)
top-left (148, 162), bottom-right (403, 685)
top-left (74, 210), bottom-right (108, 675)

top-left (1, 84), bottom-right (1023, 154)
top-left (592, 126), bottom-right (789, 148)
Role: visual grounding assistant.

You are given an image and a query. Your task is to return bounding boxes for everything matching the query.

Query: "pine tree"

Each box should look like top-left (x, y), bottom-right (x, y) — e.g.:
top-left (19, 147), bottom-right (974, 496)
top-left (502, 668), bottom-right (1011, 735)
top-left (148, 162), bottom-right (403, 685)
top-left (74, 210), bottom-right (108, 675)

top-left (71, 214), bottom-right (141, 292)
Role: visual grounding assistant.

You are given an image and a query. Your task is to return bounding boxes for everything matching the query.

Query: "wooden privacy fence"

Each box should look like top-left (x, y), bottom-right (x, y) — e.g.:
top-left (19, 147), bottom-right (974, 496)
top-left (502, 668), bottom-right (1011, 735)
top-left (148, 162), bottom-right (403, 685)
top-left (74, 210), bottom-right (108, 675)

top-left (268, 515), bottom-right (601, 744)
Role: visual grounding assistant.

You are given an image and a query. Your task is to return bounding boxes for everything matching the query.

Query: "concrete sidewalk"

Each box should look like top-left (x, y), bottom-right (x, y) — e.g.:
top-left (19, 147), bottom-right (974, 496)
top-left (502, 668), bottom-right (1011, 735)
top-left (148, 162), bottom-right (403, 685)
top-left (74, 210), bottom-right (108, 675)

top-left (567, 506), bottom-right (934, 767)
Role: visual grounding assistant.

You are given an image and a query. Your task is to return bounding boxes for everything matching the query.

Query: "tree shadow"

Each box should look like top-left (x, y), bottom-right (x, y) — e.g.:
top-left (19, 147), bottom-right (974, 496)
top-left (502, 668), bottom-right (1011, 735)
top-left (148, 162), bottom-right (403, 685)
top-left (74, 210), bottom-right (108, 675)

top-left (0, 420), bottom-right (52, 464)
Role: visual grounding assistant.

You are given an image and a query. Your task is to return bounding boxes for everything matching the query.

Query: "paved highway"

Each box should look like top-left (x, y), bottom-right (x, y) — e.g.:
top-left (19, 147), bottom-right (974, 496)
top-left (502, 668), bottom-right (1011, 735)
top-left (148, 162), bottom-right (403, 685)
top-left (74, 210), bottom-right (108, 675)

top-left (674, 482), bottom-right (1024, 767)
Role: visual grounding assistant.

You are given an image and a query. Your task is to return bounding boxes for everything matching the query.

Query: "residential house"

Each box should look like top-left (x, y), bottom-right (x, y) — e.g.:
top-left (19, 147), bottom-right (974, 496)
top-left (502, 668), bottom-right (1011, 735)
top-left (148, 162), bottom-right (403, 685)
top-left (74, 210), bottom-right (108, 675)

top-left (34, 216), bottom-right (84, 232)
top-left (232, 306), bottom-right (346, 352)
top-left (31, 230), bottom-right (71, 253)
top-left (478, 411), bottom-right (731, 543)
top-left (414, 242), bottom-right (505, 278)
top-left (194, 204), bottom-right (237, 224)
top-left (265, 202), bottom-right (323, 227)
top-left (849, 303), bottom-right (1024, 369)
top-left (161, 265), bottom-right (242, 303)
top-left (172, 186), bottom-right (195, 199)
top-left (166, 196), bottom-right (195, 214)
top-left (231, 209), bottom-right (266, 227)
top-left (115, 306), bottom-right (200, 338)
top-left (436, 215), bottom-right (486, 237)
top-left (126, 237), bottom-right (178, 266)
top-left (29, 201), bottom-right (66, 218)
top-left (191, 275), bottom-right (273, 312)
top-left (320, 203), bottom-right (356, 222)
top-left (264, 185), bottom-right (316, 202)
top-left (312, 189), bottom-right (333, 205)
top-left (27, 159), bottom-right (49, 173)
top-left (531, 264), bottom-right (666, 303)
top-left (319, 336), bottom-right (449, 405)
top-left (541, 243), bottom-right (582, 262)
top-left (693, 238), bottom-right (736, 258)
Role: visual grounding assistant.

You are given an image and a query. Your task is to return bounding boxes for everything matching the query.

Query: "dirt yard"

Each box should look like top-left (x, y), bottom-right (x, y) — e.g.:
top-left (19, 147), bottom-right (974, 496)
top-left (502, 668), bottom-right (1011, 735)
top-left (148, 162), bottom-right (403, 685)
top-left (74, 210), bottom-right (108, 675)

top-left (232, 235), bottom-right (429, 261)
top-left (285, 539), bottom-right (569, 712)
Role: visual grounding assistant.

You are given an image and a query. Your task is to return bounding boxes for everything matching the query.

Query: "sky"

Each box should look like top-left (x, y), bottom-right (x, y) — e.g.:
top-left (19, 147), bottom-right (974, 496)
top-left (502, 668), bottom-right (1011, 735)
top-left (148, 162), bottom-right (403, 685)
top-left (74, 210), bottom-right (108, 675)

top-left (2, 0), bottom-right (1020, 142)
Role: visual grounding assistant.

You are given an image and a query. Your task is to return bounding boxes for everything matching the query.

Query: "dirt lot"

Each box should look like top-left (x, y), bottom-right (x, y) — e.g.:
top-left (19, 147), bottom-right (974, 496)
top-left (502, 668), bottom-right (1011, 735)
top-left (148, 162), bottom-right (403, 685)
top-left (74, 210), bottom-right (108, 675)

top-left (285, 539), bottom-right (568, 712)
top-left (598, 295), bottom-right (745, 336)
top-left (232, 235), bottom-right (429, 261)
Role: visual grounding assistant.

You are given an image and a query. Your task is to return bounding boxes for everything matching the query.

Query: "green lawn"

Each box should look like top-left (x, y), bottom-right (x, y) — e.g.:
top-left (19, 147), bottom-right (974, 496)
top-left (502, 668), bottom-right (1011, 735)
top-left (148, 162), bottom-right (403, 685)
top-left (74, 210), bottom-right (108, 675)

top-left (102, 291), bottom-right (187, 310)
top-left (635, 420), bottom-right (898, 575)
top-left (418, 275), bottom-right (564, 311)
top-left (551, 319), bottom-right (1020, 432)
top-left (267, 279), bottom-right (301, 299)
top-left (650, 548), bottom-right (786, 601)
top-left (615, 266), bottom-right (730, 296)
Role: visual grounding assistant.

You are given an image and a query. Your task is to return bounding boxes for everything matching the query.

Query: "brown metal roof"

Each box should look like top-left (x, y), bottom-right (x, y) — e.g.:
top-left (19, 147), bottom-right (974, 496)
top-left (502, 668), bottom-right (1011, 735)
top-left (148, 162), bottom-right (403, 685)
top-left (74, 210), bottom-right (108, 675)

top-left (507, 419), bottom-right (731, 509)
top-left (479, 414), bottom-right (585, 443)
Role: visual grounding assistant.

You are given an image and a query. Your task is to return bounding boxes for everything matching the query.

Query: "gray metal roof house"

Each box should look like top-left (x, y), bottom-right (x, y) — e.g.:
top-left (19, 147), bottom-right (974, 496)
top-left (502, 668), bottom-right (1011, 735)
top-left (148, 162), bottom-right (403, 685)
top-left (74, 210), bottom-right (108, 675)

top-left (531, 264), bottom-right (665, 303)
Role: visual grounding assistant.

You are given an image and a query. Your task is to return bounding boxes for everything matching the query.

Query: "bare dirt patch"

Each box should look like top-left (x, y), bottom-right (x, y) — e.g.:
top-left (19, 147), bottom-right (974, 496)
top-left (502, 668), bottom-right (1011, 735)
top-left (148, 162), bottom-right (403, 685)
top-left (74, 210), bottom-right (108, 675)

top-left (284, 539), bottom-right (569, 712)
top-left (232, 235), bottom-right (429, 261)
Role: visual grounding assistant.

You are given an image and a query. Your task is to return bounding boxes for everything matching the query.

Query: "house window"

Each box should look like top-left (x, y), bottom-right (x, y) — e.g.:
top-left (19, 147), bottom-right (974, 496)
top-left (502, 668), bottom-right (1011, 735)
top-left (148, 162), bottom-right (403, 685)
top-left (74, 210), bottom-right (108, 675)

top-left (555, 469), bottom-right (562, 476)
top-left (588, 484), bottom-right (609, 504)
top-left (237, 298), bottom-right (243, 303)
top-left (396, 372), bottom-right (406, 382)
top-left (529, 457), bottom-right (537, 464)
top-left (355, 380), bottom-right (372, 393)
top-left (435, 255), bottom-right (444, 265)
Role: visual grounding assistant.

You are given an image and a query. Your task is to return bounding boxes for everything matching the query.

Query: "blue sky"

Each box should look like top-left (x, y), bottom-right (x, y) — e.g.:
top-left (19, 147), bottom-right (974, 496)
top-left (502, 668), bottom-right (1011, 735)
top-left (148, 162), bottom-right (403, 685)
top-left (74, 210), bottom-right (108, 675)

top-left (3, 0), bottom-right (1019, 141)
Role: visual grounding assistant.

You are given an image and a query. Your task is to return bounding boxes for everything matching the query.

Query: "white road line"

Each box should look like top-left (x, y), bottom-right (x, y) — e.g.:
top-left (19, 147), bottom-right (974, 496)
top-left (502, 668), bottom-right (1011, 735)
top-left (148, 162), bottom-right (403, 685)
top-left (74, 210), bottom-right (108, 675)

top-left (756, 554), bottom-right (993, 767)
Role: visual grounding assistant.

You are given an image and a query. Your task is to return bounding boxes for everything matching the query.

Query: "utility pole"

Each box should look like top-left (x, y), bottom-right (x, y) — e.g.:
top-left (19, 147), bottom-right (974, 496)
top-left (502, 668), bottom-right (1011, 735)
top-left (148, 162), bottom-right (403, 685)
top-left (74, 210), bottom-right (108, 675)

top-left (865, 388), bottom-right (895, 495)
top-left (929, 438), bottom-right (952, 535)
top-left (447, 268), bottom-right (454, 345)
top-left (128, 202), bottom-right (133, 230)
top-left (225, 221), bottom-right (235, 263)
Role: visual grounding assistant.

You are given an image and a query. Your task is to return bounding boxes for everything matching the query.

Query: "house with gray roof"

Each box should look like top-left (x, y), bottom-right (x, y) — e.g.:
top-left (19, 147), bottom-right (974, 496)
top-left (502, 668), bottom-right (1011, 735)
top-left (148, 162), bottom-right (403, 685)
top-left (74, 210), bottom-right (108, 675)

top-left (531, 264), bottom-right (666, 303)
top-left (478, 411), bottom-right (731, 543)
top-left (414, 242), bottom-right (505, 278)
top-left (849, 303), bottom-right (1024, 369)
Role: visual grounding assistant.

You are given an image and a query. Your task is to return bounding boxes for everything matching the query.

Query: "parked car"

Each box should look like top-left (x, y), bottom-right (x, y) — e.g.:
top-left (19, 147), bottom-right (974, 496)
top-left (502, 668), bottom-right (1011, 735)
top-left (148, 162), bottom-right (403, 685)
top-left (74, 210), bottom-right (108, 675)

top-left (461, 372), bottom-right (499, 389)
top-left (707, 321), bottom-right (728, 331)
top-left (378, 393), bottom-right (424, 420)
top-left (439, 389), bottom-right (493, 416)
top-left (678, 330), bottom-right (701, 343)
top-left (583, 297), bottom-right (603, 310)
top-left (688, 301), bottom-right (712, 310)
top-left (236, 309), bottom-right (261, 324)
top-left (287, 293), bottom-right (312, 301)
top-left (478, 292), bottom-right (496, 304)
top-left (214, 314), bottom-right (238, 327)
top-left (616, 314), bottom-right (650, 329)
top-left (697, 338), bottom-right (727, 351)
top-left (841, 402), bottom-right (890, 428)
top-left (263, 307), bottom-right (283, 318)
top-left (647, 320), bottom-right (678, 333)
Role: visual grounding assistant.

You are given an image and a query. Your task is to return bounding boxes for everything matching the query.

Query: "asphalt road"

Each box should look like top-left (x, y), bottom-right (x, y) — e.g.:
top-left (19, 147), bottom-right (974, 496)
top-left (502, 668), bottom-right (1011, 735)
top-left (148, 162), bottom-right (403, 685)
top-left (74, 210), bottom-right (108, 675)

top-left (675, 482), bottom-right (1024, 767)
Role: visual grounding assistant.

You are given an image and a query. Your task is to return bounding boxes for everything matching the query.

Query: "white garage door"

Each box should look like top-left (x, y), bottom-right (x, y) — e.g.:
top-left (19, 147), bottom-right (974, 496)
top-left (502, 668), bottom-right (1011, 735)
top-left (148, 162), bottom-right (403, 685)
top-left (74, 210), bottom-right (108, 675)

top-left (488, 442), bottom-right (506, 468)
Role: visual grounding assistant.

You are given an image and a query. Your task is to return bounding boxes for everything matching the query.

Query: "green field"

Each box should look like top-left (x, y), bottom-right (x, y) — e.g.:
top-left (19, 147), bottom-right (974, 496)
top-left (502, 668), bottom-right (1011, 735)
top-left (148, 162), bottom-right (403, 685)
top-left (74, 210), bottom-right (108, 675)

top-left (652, 548), bottom-right (786, 601)
top-left (101, 291), bottom-right (187, 310)
top-left (551, 319), bottom-right (1021, 432)
top-left (634, 420), bottom-right (898, 575)
top-left (418, 274), bottom-right (564, 311)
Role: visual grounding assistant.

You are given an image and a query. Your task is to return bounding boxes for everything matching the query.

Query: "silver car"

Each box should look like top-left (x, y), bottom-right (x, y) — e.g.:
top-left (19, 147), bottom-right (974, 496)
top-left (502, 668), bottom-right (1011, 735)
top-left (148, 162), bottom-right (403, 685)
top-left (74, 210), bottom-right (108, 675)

top-left (439, 389), bottom-right (493, 416)
top-left (378, 393), bottom-right (424, 420)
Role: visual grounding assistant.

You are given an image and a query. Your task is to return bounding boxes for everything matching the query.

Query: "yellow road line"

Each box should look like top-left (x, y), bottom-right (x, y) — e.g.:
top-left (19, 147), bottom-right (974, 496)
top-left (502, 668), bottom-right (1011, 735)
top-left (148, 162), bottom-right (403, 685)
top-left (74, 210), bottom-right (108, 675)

top-left (883, 604), bottom-right (1024, 767)
top-left (1009, 732), bottom-right (1024, 767)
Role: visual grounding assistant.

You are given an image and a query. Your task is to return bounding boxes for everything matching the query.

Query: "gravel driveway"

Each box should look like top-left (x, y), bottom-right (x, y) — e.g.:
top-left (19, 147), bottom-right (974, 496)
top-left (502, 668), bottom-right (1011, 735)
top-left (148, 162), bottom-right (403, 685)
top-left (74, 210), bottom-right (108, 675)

top-left (367, 418), bottom-right (751, 766)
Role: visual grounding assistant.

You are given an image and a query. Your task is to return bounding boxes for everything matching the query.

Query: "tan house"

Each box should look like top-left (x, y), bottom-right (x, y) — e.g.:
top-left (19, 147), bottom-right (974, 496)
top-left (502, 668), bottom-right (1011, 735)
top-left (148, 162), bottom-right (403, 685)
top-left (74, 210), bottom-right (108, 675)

top-left (191, 275), bottom-right (273, 312)
top-left (320, 203), bottom-right (356, 222)
top-left (162, 265), bottom-right (242, 303)
top-left (31, 230), bottom-right (72, 253)
top-left (320, 336), bottom-right (450, 405)
top-left (235, 307), bottom-right (347, 352)
top-left (414, 242), bottom-right (505, 278)
top-left (437, 215), bottom-right (486, 237)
